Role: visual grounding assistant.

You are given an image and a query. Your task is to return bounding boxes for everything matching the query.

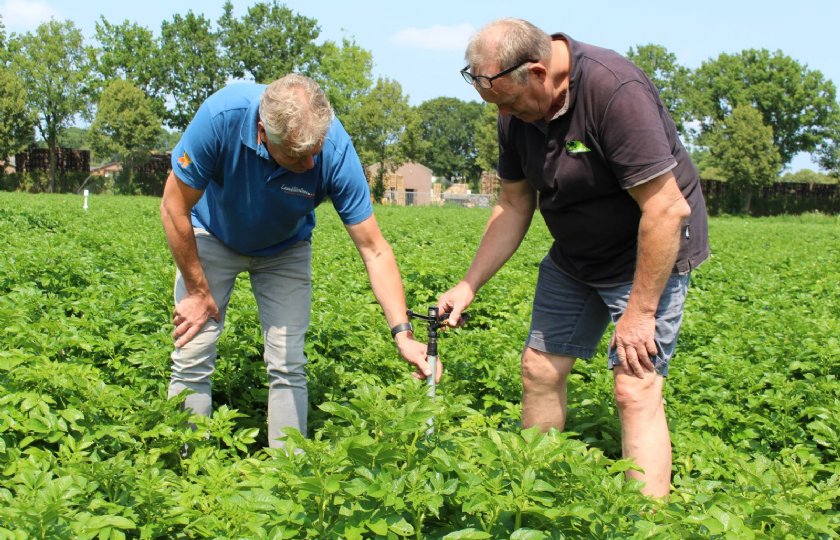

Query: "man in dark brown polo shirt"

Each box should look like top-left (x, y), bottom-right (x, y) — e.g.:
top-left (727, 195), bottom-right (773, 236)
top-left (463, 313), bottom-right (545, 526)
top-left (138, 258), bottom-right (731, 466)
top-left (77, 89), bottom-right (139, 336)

top-left (438, 18), bottom-right (709, 498)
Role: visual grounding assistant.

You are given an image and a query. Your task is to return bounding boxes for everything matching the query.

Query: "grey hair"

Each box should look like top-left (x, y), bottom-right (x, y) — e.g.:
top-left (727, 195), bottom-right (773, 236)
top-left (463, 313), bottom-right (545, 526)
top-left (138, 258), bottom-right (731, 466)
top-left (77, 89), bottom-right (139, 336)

top-left (465, 18), bottom-right (552, 85)
top-left (259, 74), bottom-right (333, 153)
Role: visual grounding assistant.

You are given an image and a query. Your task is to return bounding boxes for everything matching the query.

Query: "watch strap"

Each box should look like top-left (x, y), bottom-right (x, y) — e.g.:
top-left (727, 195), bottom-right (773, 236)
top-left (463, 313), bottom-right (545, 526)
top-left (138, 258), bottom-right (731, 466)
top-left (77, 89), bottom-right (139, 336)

top-left (390, 322), bottom-right (414, 338)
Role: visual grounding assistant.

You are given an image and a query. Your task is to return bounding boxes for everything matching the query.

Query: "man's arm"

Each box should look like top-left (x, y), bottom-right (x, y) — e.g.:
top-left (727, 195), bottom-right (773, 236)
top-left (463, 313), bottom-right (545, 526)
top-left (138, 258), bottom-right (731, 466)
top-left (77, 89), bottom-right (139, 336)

top-left (438, 179), bottom-right (538, 325)
top-left (160, 171), bottom-right (220, 347)
top-left (611, 171), bottom-right (690, 377)
top-left (344, 214), bottom-right (434, 381)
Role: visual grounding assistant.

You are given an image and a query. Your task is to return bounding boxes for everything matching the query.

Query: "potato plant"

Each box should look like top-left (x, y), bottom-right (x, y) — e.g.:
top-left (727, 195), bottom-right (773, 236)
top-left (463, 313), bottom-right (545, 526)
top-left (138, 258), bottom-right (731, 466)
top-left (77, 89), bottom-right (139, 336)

top-left (0, 193), bottom-right (837, 538)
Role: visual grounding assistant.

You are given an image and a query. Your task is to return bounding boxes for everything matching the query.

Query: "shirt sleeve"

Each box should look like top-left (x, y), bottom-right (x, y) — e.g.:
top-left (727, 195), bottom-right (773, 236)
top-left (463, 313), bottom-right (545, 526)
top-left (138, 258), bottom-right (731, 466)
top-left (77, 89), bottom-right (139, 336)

top-left (322, 130), bottom-right (373, 225)
top-left (496, 113), bottom-right (527, 181)
top-left (599, 81), bottom-right (677, 189)
top-left (170, 101), bottom-right (221, 190)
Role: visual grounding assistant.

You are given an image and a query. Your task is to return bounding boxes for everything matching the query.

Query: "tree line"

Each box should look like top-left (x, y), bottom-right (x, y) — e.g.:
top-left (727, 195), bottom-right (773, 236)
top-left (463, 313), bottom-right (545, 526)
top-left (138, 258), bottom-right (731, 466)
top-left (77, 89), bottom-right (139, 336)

top-left (1, 2), bottom-right (838, 200)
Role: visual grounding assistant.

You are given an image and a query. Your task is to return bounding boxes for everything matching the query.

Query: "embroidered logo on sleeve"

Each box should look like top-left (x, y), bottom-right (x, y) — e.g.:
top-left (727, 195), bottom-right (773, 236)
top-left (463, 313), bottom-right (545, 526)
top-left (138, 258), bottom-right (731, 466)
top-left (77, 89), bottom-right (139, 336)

top-left (177, 151), bottom-right (192, 168)
top-left (565, 140), bottom-right (591, 153)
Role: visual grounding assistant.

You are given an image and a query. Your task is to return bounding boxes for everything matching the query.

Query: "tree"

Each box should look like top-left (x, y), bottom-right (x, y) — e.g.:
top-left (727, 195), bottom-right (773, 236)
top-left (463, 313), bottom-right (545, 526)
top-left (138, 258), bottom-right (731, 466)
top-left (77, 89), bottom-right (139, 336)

top-left (474, 103), bottom-right (499, 175)
top-left (0, 67), bottom-right (33, 162)
top-left (708, 105), bottom-right (781, 213)
top-left (343, 78), bottom-right (413, 202)
top-left (813, 110), bottom-right (840, 178)
top-left (8, 20), bottom-right (94, 192)
top-left (689, 49), bottom-right (840, 166)
top-left (781, 168), bottom-right (835, 185)
top-left (626, 44), bottom-right (692, 137)
top-left (412, 97), bottom-right (483, 184)
top-left (88, 79), bottom-right (163, 194)
top-left (816, 140), bottom-right (840, 179)
top-left (57, 127), bottom-right (89, 150)
top-left (155, 130), bottom-right (182, 154)
top-left (0, 15), bottom-right (6, 56)
top-left (93, 18), bottom-right (165, 118)
top-left (313, 38), bottom-right (373, 119)
top-left (158, 11), bottom-right (227, 130)
top-left (218, 0), bottom-right (320, 84)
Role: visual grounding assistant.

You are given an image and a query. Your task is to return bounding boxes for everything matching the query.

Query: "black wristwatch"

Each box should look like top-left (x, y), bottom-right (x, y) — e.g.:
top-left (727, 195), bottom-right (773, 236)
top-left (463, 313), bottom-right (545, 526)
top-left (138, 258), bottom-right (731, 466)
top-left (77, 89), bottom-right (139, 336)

top-left (390, 322), bottom-right (414, 338)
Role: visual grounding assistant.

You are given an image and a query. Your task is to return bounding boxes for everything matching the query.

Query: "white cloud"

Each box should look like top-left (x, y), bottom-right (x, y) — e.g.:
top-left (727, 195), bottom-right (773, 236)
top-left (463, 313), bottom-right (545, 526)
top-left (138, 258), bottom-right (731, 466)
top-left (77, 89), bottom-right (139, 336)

top-left (1, 0), bottom-right (58, 32)
top-left (390, 23), bottom-right (475, 52)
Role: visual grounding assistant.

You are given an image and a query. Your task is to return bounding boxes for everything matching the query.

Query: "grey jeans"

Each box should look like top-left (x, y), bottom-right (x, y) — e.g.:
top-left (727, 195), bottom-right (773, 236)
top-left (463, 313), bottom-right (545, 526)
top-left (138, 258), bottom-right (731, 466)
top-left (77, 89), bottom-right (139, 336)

top-left (168, 228), bottom-right (312, 448)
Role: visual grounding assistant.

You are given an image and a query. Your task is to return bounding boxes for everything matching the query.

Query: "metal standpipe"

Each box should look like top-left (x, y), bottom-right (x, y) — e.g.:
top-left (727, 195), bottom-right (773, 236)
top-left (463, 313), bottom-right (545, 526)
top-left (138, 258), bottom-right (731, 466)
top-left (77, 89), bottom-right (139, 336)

top-left (407, 307), bottom-right (468, 436)
top-left (425, 306), bottom-right (439, 400)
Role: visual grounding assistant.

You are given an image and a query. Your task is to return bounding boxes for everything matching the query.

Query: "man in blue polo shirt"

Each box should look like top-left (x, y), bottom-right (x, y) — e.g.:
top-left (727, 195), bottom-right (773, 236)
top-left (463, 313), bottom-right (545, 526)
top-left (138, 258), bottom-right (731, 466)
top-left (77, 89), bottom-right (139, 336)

top-left (160, 74), bottom-right (430, 448)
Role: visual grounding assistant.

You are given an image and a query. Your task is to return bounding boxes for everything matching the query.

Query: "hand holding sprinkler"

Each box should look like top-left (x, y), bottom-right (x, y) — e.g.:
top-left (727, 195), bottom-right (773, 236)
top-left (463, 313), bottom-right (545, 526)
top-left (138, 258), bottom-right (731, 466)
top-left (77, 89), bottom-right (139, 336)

top-left (407, 307), bottom-right (469, 434)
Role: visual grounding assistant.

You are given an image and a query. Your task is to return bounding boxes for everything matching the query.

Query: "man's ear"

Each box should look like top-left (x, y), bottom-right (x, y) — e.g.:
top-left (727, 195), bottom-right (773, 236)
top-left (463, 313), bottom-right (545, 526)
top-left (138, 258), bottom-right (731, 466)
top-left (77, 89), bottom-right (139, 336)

top-left (529, 62), bottom-right (548, 82)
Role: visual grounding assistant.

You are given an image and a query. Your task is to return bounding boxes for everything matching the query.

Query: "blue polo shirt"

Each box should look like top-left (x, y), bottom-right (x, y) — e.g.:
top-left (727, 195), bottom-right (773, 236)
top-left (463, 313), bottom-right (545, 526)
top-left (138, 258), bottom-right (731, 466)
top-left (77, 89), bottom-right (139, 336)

top-left (171, 83), bottom-right (373, 256)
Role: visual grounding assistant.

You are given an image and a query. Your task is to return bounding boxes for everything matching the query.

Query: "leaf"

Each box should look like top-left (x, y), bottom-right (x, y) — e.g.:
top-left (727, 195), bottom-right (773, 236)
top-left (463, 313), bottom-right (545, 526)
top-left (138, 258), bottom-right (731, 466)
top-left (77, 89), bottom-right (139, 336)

top-left (511, 530), bottom-right (549, 540)
top-left (442, 529), bottom-right (493, 539)
top-left (387, 516), bottom-right (415, 536)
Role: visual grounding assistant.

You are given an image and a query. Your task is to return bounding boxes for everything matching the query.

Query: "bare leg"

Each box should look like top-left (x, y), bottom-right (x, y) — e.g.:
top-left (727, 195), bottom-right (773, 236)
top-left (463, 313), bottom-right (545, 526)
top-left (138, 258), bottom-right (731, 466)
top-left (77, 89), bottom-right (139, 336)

top-left (521, 347), bottom-right (575, 431)
top-left (613, 366), bottom-right (671, 498)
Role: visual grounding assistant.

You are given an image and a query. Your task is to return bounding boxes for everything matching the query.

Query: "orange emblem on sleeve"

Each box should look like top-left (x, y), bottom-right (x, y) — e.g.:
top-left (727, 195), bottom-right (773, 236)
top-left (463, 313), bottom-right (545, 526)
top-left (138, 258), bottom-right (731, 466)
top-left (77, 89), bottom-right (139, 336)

top-left (178, 151), bottom-right (192, 168)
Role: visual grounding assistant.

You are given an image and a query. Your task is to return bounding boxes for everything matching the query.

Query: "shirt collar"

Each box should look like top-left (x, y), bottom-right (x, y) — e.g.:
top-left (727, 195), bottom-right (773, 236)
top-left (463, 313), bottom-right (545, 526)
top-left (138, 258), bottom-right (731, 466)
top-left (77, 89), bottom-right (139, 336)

top-left (240, 98), bottom-right (273, 161)
top-left (550, 33), bottom-right (577, 119)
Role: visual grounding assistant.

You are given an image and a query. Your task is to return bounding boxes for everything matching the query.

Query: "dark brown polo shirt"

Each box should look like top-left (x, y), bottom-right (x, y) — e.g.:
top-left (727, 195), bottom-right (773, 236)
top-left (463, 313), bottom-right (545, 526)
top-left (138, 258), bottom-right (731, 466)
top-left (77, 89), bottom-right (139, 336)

top-left (498, 34), bottom-right (709, 286)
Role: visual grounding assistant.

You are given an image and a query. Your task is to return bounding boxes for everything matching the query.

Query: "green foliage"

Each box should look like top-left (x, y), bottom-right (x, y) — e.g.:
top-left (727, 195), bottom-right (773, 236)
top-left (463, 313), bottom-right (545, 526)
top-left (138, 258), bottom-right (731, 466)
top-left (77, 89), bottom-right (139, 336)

top-left (0, 170), bottom-right (90, 193)
top-left (816, 117), bottom-right (840, 181)
top-left (0, 66), bottom-right (33, 160)
top-left (626, 44), bottom-right (692, 137)
top-left (474, 103), bottom-right (500, 174)
top-left (154, 129), bottom-right (182, 154)
top-left (93, 17), bottom-right (166, 120)
top-left (707, 105), bottom-right (782, 212)
top-left (689, 48), bottom-right (840, 166)
top-left (6, 19), bottom-right (95, 192)
top-left (344, 77), bottom-right (415, 177)
top-left (411, 97), bottom-right (484, 183)
top-left (3, 194), bottom-right (838, 536)
top-left (218, 0), bottom-right (321, 84)
top-left (57, 127), bottom-right (90, 151)
top-left (314, 38), bottom-right (374, 119)
top-left (158, 11), bottom-right (227, 130)
top-left (0, 15), bottom-right (5, 55)
top-left (88, 79), bottom-right (162, 194)
top-left (782, 168), bottom-right (837, 185)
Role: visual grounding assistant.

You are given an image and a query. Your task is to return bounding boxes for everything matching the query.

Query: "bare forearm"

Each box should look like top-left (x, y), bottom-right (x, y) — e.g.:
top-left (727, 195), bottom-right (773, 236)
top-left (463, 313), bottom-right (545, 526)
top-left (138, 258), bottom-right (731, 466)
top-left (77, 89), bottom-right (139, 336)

top-left (463, 195), bottom-right (534, 293)
top-left (360, 242), bottom-right (411, 326)
top-left (627, 205), bottom-right (686, 315)
top-left (160, 202), bottom-right (208, 295)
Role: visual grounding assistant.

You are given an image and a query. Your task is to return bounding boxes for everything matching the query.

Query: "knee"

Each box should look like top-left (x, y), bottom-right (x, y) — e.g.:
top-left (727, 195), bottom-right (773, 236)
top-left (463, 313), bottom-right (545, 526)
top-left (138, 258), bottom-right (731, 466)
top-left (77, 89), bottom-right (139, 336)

top-left (521, 348), bottom-right (570, 392)
top-left (613, 376), bottom-right (661, 414)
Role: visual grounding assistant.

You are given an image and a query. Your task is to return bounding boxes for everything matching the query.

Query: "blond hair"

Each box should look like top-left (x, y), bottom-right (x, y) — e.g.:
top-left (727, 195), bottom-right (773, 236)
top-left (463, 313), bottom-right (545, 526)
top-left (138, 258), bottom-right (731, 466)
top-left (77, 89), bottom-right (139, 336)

top-left (259, 74), bottom-right (333, 153)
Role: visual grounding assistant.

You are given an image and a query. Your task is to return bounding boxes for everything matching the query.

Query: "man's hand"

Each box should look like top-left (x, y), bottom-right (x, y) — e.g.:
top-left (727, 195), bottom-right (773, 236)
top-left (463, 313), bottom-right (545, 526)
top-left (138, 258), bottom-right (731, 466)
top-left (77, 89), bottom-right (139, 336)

top-left (395, 332), bottom-right (440, 383)
top-left (437, 281), bottom-right (475, 328)
top-left (610, 308), bottom-right (657, 378)
top-left (172, 292), bottom-right (220, 348)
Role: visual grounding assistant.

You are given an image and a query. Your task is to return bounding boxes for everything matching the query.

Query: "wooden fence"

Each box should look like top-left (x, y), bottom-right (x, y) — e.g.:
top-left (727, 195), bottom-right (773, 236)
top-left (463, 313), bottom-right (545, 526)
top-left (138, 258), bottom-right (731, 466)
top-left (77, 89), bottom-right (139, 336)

top-left (699, 179), bottom-right (838, 216)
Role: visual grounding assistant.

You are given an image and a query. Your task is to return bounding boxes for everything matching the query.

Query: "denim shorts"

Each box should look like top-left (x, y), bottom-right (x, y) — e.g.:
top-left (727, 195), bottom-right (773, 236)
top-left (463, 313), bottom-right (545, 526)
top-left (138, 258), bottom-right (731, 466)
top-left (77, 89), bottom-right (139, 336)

top-left (526, 256), bottom-right (690, 376)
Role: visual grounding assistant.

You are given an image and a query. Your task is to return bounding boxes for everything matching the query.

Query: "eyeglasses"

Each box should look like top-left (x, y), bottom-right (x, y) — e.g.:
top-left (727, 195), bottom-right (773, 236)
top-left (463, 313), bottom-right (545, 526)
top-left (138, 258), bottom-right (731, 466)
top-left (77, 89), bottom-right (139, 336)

top-left (460, 59), bottom-right (537, 89)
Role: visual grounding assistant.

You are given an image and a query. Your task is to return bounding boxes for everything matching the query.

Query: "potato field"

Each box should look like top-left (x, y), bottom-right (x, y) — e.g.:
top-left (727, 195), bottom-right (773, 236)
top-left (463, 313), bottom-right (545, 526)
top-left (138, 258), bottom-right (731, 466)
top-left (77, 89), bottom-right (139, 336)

top-left (0, 193), bottom-right (837, 538)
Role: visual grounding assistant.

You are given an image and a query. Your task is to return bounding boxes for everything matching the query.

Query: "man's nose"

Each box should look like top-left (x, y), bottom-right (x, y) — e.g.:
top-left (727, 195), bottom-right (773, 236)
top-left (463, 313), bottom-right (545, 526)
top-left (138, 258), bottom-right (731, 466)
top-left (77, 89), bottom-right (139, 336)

top-left (301, 155), bottom-right (315, 170)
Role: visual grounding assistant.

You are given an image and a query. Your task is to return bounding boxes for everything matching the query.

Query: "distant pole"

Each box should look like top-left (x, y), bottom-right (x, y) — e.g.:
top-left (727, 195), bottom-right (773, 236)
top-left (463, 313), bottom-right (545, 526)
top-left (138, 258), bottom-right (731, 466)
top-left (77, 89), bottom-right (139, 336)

top-left (83, 189), bottom-right (89, 211)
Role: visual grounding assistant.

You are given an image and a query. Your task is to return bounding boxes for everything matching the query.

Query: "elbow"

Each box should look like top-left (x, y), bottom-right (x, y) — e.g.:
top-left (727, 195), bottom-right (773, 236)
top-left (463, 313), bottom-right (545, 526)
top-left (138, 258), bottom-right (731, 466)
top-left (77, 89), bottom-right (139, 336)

top-left (671, 196), bottom-right (691, 225)
top-left (160, 196), bottom-right (173, 223)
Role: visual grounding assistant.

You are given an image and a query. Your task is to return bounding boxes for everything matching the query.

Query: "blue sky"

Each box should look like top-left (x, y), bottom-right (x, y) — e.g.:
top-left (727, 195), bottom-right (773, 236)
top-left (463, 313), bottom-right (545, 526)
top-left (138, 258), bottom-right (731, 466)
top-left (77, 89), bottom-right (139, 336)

top-left (3, 0), bottom-right (838, 171)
